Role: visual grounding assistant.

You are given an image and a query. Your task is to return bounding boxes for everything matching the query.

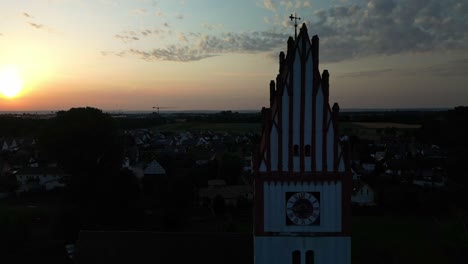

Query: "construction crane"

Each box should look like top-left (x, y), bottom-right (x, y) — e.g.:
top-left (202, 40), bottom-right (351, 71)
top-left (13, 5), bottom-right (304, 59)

top-left (152, 106), bottom-right (177, 115)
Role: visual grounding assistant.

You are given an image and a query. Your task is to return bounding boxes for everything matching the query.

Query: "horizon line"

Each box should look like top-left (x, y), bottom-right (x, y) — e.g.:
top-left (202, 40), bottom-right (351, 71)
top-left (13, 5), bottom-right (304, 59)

top-left (0, 107), bottom-right (453, 115)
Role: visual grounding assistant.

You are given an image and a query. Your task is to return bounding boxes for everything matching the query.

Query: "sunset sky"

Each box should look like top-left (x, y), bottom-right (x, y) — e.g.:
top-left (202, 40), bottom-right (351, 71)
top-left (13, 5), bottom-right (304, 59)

top-left (0, 0), bottom-right (467, 111)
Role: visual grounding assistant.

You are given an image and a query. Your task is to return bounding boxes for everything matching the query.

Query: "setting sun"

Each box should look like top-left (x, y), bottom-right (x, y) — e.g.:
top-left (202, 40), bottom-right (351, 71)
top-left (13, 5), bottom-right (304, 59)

top-left (0, 66), bottom-right (23, 98)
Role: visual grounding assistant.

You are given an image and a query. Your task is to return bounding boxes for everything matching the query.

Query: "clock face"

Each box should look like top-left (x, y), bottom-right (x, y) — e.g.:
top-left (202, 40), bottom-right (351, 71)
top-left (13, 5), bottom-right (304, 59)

top-left (285, 192), bottom-right (320, 226)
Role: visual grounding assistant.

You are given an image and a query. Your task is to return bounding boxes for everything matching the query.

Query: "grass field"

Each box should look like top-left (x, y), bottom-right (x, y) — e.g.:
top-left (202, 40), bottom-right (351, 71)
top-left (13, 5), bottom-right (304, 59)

top-left (351, 122), bottom-right (421, 129)
top-left (340, 122), bottom-right (420, 140)
top-left (352, 214), bottom-right (449, 264)
top-left (2, 194), bottom-right (466, 263)
top-left (154, 121), bottom-right (420, 135)
top-left (154, 122), bottom-right (262, 133)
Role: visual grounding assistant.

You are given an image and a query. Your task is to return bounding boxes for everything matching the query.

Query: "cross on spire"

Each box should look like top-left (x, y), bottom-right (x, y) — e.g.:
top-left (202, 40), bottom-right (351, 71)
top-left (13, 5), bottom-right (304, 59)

top-left (289, 13), bottom-right (301, 40)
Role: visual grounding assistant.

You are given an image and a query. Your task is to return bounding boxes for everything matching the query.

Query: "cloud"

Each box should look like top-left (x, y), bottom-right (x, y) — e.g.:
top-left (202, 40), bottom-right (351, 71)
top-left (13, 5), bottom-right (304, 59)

top-left (108, 0), bottom-right (467, 63)
top-left (420, 58), bottom-right (468, 76)
top-left (131, 8), bottom-right (147, 15)
top-left (280, 0), bottom-right (313, 11)
top-left (201, 23), bottom-right (224, 31)
top-left (141, 29), bottom-right (152, 36)
top-left (264, 0), bottom-right (277, 12)
top-left (280, 1), bottom-right (293, 11)
top-left (114, 34), bottom-right (139, 43)
top-left (178, 33), bottom-right (188, 42)
top-left (24, 13), bottom-right (58, 34)
top-left (127, 47), bottom-right (216, 62)
top-left (113, 27), bottom-right (169, 42)
top-left (338, 58), bottom-right (468, 80)
top-left (28, 22), bottom-right (45, 29)
top-left (338, 69), bottom-right (393, 78)
top-left (309, 0), bottom-right (468, 62)
top-left (109, 30), bottom-right (289, 62)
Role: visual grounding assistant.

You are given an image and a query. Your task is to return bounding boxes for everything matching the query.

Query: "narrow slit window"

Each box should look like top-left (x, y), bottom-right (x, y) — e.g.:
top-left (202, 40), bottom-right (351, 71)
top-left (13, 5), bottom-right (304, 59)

top-left (305, 145), bottom-right (311, 156)
top-left (293, 145), bottom-right (299, 156)
top-left (292, 250), bottom-right (301, 264)
top-left (306, 250), bottom-right (314, 264)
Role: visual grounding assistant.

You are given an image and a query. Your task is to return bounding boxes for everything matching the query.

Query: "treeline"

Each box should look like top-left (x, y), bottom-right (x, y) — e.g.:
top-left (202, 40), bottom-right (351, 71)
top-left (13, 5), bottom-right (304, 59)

top-left (0, 111), bottom-right (262, 137)
top-left (112, 114), bottom-right (167, 129)
top-left (417, 107), bottom-right (468, 191)
top-left (168, 111), bottom-right (262, 123)
top-left (0, 115), bottom-right (49, 137)
top-left (0, 114), bottom-right (167, 137)
top-left (340, 110), bottom-right (448, 124)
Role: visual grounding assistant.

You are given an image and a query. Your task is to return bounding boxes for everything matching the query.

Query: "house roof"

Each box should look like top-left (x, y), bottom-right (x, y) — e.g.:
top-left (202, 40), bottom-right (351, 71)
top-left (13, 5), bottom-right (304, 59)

top-left (199, 185), bottom-right (253, 200)
top-left (16, 167), bottom-right (69, 176)
top-left (75, 231), bottom-right (253, 264)
top-left (143, 160), bottom-right (166, 175)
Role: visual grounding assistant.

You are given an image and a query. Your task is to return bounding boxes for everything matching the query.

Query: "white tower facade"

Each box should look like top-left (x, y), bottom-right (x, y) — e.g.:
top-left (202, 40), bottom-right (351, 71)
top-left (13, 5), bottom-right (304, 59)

top-left (254, 24), bottom-right (351, 264)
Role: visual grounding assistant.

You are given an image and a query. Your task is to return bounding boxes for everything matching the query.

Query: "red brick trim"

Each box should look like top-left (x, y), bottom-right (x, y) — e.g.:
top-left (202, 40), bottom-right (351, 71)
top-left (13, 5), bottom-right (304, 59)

top-left (266, 109), bottom-right (272, 173)
top-left (322, 104), bottom-right (328, 172)
top-left (300, 34), bottom-right (306, 173)
top-left (288, 68), bottom-right (294, 173)
top-left (277, 75), bottom-right (283, 172)
top-left (254, 179), bottom-right (264, 236)
top-left (256, 232), bottom-right (351, 237)
top-left (341, 172), bottom-right (352, 235)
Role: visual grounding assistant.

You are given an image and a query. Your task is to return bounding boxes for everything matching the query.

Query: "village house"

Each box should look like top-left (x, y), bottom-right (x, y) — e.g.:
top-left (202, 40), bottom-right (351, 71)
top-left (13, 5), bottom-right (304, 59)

top-left (15, 166), bottom-right (69, 192)
top-left (352, 181), bottom-right (376, 206)
top-left (412, 167), bottom-right (447, 188)
top-left (198, 179), bottom-right (252, 207)
top-left (1, 138), bottom-right (18, 152)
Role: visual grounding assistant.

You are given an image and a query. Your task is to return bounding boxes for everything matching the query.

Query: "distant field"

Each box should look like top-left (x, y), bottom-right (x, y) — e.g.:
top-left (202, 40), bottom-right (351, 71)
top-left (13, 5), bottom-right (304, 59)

top-left (154, 122), bottom-right (261, 133)
top-left (352, 215), bottom-right (447, 264)
top-left (351, 122), bottom-right (421, 129)
top-left (154, 122), bottom-right (421, 134)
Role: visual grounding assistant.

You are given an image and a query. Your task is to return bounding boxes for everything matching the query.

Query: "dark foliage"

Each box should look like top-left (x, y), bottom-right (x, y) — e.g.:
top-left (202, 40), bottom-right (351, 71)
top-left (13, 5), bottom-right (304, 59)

top-left (213, 195), bottom-right (226, 215)
top-left (37, 107), bottom-right (141, 234)
top-left (113, 114), bottom-right (167, 129)
top-left (219, 152), bottom-right (243, 185)
top-left (0, 115), bottom-right (48, 137)
top-left (39, 107), bottom-right (120, 175)
top-left (340, 110), bottom-right (447, 124)
top-left (168, 111), bottom-right (262, 123)
top-left (416, 106), bottom-right (468, 209)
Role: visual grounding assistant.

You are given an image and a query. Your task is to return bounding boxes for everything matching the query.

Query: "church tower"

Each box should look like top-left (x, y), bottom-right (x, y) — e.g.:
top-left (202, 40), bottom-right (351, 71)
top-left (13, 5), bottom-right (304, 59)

top-left (254, 24), bottom-right (351, 264)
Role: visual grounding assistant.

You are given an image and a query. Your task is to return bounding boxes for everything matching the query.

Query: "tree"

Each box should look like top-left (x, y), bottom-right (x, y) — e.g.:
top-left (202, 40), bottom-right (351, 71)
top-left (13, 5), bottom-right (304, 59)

top-left (219, 153), bottom-right (243, 185)
top-left (213, 195), bottom-right (226, 215)
top-left (40, 107), bottom-right (120, 175)
top-left (39, 107), bottom-right (131, 206)
top-left (41, 107), bottom-right (144, 233)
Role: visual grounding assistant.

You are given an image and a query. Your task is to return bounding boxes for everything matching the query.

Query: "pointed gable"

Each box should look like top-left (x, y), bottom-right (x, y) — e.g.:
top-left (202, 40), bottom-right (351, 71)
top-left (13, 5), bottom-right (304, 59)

top-left (256, 24), bottom-right (347, 175)
top-left (143, 160), bottom-right (166, 175)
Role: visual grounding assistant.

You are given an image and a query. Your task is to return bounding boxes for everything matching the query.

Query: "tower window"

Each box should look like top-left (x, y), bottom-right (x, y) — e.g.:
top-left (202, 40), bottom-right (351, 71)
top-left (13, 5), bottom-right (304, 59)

top-left (292, 250), bottom-right (301, 264)
top-left (306, 250), bottom-right (315, 264)
top-left (305, 145), bottom-right (311, 156)
top-left (293, 145), bottom-right (299, 156)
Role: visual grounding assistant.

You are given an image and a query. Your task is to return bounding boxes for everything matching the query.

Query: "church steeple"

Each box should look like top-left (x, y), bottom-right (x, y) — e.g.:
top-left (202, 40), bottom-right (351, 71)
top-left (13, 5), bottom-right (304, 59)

top-left (257, 23), bottom-right (347, 174)
top-left (254, 23), bottom-right (351, 264)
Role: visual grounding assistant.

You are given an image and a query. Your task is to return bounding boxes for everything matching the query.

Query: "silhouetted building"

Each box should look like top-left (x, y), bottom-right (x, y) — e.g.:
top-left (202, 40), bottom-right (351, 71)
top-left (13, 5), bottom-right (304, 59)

top-left (254, 24), bottom-right (352, 264)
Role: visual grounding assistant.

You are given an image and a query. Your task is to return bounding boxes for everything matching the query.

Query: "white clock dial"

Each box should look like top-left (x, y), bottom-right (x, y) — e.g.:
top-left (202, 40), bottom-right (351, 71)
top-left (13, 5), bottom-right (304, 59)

top-left (286, 192), bottom-right (320, 226)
